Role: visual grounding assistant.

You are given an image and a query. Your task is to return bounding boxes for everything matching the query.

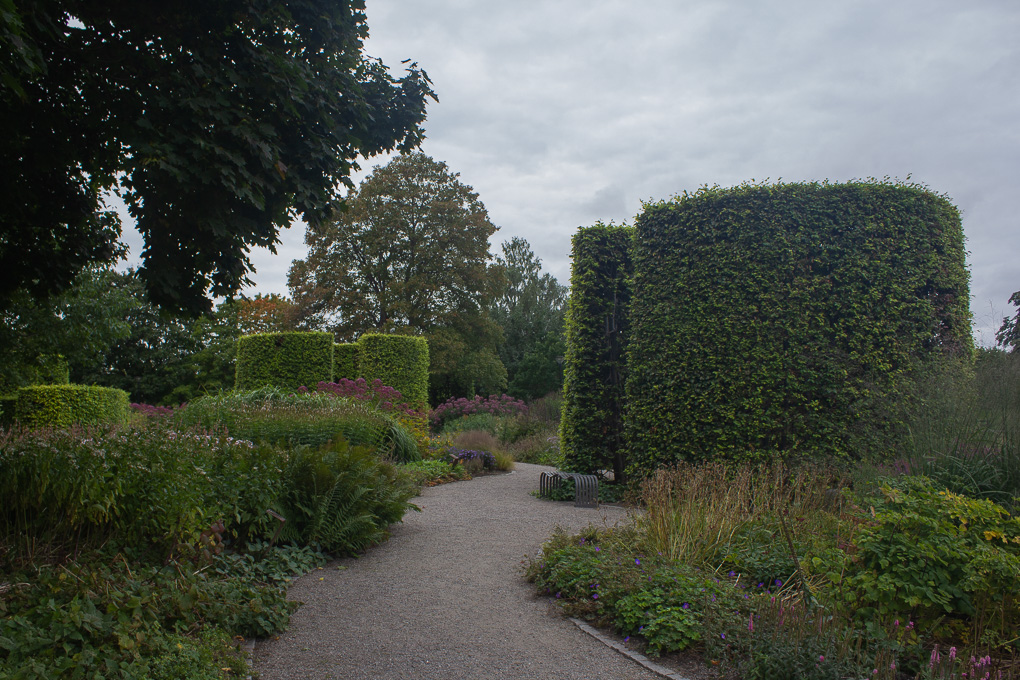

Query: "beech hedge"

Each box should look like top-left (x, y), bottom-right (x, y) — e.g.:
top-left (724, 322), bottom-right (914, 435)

top-left (624, 181), bottom-right (972, 470)
top-left (235, 332), bottom-right (335, 391)
top-left (14, 384), bottom-right (130, 428)
top-left (356, 334), bottom-right (429, 409)
top-left (559, 223), bottom-right (634, 479)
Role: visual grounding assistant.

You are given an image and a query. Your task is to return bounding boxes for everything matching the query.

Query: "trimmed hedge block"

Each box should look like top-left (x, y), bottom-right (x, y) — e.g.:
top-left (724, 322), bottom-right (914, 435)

top-left (624, 180), bottom-right (972, 471)
top-left (15, 384), bottom-right (130, 428)
top-left (334, 343), bottom-right (359, 380)
top-left (235, 332), bottom-right (335, 391)
top-left (559, 223), bottom-right (634, 480)
top-left (357, 334), bottom-right (429, 409)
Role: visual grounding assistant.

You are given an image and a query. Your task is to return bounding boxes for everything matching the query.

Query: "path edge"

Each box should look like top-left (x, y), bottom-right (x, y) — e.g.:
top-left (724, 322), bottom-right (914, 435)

top-left (569, 618), bottom-right (693, 680)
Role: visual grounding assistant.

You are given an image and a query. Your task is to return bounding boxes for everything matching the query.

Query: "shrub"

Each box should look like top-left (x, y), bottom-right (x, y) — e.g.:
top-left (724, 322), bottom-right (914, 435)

top-left (356, 333), bottom-right (429, 409)
top-left (267, 438), bottom-right (418, 555)
top-left (0, 424), bottom-right (283, 563)
top-left (0, 547), bottom-right (314, 679)
top-left (559, 223), bottom-right (633, 480)
top-left (827, 476), bottom-right (1020, 639)
top-left (431, 393), bottom-right (527, 430)
top-left (14, 384), bottom-right (129, 428)
top-left (626, 181), bottom-right (972, 472)
top-left (235, 331), bottom-right (334, 391)
top-left (400, 459), bottom-right (469, 486)
top-left (175, 388), bottom-right (421, 462)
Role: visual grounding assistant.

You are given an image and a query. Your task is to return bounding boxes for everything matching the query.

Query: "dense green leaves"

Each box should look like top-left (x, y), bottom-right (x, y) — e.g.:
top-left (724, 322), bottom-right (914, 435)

top-left (489, 237), bottom-right (568, 399)
top-left (1, 0), bottom-right (434, 313)
top-left (625, 181), bottom-right (972, 470)
top-left (559, 223), bottom-right (634, 479)
top-left (289, 152), bottom-right (505, 403)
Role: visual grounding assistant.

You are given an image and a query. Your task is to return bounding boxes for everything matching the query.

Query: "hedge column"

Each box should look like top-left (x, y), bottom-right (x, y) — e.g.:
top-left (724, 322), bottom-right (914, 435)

top-left (624, 181), bottom-right (972, 472)
top-left (560, 223), bottom-right (634, 480)
top-left (357, 334), bottom-right (429, 409)
top-left (235, 331), bottom-right (335, 390)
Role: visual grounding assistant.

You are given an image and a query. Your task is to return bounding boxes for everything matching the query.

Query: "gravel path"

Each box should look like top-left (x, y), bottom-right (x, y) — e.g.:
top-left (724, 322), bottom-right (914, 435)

top-left (252, 463), bottom-right (665, 680)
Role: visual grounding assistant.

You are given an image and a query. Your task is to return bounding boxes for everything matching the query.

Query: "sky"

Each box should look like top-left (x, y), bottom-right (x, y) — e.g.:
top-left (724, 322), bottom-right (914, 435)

top-left (119, 0), bottom-right (1020, 345)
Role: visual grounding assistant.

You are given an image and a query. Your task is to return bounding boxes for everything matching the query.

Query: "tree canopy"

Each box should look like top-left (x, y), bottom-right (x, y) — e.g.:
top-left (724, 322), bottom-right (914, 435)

top-left (489, 237), bottom-right (568, 398)
top-left (997, 290), bottom-right (1020, 352)
top-left (1, 0), bottom-right (434, 313)
top-left (289, 152), bottom-right (504, 401)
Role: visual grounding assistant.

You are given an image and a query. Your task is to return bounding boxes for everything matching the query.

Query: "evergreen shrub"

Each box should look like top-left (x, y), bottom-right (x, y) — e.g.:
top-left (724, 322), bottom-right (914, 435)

top-left (559, 223), bottom-right (634, 479)
top-left (334, 343), bottom-right (359, 380)
top-left (235, 331), bottom-right (334, 390)
top-left (14, 384), bottom-right (130, 428)
top-left (625, 181), bottom-right (972, 471)
top-left (356, 334), bottom-right (429, 409)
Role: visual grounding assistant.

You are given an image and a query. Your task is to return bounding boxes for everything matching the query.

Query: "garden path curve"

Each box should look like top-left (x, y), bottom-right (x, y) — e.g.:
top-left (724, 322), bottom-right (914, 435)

top-left (252, 462), bottom-right (665, 680)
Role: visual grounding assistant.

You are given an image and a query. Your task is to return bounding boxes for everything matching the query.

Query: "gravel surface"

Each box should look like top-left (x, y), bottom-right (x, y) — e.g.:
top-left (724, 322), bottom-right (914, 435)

top-left (252, 463), bottom-right (669, 680)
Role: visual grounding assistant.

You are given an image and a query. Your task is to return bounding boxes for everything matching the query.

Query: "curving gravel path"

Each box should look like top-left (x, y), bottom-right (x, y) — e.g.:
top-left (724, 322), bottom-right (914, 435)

top-left (252, 463), bottom-right (666, 680)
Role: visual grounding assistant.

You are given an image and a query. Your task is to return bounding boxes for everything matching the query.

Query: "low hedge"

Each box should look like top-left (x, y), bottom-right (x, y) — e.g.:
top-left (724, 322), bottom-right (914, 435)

top-left (14, 384), bottom-right (130, 428)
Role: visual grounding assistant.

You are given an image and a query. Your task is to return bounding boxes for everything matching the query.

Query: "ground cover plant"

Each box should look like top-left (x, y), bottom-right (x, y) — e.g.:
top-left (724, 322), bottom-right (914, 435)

top-left (1, 382), bottom-right (424, 677)
top-left (527, 458), bottom-right (1020, 679)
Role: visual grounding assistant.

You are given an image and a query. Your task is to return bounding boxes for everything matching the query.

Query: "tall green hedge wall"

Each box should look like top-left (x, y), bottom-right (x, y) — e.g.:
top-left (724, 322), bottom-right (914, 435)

top-left (334, 343), bottom-right (359, 380)
top-left (235, 332), bottom-right (335, 390)
top-left (625, 181), bottom-right (972, 471)
top-left (357, 334), bottom-right (429, 408)
top-left (14, 384), bottom-right (130, 428)
top-left (559, 223), bottom-right (634, 479)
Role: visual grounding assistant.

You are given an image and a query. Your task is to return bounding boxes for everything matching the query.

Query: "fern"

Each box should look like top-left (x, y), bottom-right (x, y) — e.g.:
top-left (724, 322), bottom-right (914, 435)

top-left (264, 438), bottom-right (417, 555)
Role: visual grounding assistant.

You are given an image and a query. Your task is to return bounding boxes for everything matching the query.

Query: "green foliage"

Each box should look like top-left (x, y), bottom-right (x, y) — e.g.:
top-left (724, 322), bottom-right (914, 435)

top-left (0, 266), bottom-right (134, 393)
top-left (0, 550), bottom-right (307, 679)
top-left (175, 388), bottom-right (421, 462)
top-left (829, 477), bottom-right (1020, 633)
top-left (268, 438), bottom-right (418, 555)
top-left (0, 425), bottom-right (283, 562)
top-left (2, 1), bottom-right (434, 314)
top-left (357, 333), bottom-right (430, 409)
top-left (399, 459), bottom-right (469, 486)
top-left (898, 349), bottom-right (1020, 513)
top-left (997, 290), bottom-right (1020, 352)
top-left (509, 331), bottom-right (566, 401)
top-left (560, 223), bottom-right (634, 479)
top-left (334, 343), bottom-right (359, 380)
top-left (14, 384), bottom-right (129, 429)
top-left (489, 237), bottom-right (568, 396)
top-left (526, 530), bottom-right (746, 656)
top-left (626, 181), bottom-right (972, 471)
top-left (235, 331), bottom-right (335, 391)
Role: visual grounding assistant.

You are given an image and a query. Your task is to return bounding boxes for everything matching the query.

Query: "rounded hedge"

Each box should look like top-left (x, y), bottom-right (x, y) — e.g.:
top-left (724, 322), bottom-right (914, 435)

top-left (14, 384), bottom-right (130, 428)
top-left (624, 180), bottom-right (972, 471)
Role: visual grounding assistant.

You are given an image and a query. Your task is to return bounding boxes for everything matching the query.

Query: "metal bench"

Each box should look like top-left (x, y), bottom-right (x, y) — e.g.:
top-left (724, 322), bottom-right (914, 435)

top-left (538, 471), bottom-right (599, 508)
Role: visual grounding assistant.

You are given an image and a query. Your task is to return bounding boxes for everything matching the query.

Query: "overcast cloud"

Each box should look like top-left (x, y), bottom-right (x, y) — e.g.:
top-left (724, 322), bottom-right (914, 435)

top-left (122, 0), bottom-right (1019, 344)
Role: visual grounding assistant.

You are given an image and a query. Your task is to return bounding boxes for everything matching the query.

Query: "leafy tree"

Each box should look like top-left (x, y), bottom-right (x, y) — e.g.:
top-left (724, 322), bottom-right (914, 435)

top-left (1, 1), bottom-right (434, 314)
top-left (0, 266), bottom-right (134, 392)
top-left (489, 237), bottom-right (568, 396)
top-left (508, 331), bottom-right (567, 401)
top-left (996, 291), bottom-right (1020, 352)
top-left (289, 153), bottom-right (504, 401)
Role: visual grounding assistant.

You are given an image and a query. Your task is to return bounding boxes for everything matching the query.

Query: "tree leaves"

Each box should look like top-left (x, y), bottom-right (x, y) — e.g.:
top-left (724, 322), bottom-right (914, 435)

top-left (1, 0), bottom-right (435, 313)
